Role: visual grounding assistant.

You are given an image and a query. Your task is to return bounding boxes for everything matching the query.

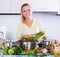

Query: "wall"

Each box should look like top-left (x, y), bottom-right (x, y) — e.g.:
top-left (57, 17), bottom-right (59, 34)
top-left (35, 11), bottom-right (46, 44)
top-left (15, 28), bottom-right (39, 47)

top-left (0, 13), bottom-right (60, 41)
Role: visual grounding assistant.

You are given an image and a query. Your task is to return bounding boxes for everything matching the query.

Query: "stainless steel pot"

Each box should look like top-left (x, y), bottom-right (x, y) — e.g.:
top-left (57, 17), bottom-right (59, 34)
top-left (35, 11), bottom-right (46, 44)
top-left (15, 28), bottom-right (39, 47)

top-left (16, 40), bottom-right (38, 50)
top-left (38, 40), bottom-right (52, 48)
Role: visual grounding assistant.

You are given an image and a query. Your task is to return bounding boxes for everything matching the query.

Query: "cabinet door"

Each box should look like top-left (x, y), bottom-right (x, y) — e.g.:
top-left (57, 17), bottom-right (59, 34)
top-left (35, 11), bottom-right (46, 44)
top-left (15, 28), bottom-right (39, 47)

top-left (30, 0), bottom-right (58, 12)
top-left (0, 0), bottom-right (58, 13)
top-left (46, 0), bottom-right (58, 12)
top-left (0, 0), bottom-right (11, 13)
top-left (58, 0), bottom-right (60, 14)
top-left (12, 0), bottom-right (31, 13)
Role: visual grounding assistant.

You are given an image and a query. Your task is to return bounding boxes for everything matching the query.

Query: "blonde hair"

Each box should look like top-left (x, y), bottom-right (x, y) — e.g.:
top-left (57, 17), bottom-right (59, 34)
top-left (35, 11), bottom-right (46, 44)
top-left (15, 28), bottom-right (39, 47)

top-left (21, 3), bottom-right (30, 23)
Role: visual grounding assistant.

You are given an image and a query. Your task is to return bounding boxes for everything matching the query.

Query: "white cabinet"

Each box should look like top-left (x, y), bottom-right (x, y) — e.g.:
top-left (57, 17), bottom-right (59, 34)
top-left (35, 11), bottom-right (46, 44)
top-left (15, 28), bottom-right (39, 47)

top-left (11, 0), bottom-right (58, 13)
top-left (58, 0), bottom-right (60, 14)
top-left (0, 0), bottom-right (59, 13)
top-left (11, 0), bottom-right (31, 13)
top-left (30, 0), bottom-right (58, 12)
top-left (0, 0), bottom-right (11, 13)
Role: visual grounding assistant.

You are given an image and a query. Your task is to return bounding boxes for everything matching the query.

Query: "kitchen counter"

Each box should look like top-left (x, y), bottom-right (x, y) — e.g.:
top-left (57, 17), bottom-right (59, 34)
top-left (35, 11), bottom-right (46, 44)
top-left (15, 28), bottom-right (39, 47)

top-left (0, 49), bottom-right (55, 57)
top-left (0, 49), bottom-right (57, 57)
top-left (0, 55), bottom-right (55, 57)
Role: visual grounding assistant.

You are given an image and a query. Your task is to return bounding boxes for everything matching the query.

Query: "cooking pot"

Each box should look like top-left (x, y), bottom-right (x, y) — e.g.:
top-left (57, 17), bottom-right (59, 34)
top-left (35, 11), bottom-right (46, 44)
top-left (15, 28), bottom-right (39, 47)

top-left (16, 40), bottom-right (38, 50)
top-left (38, 40), bottom-right (51, 48)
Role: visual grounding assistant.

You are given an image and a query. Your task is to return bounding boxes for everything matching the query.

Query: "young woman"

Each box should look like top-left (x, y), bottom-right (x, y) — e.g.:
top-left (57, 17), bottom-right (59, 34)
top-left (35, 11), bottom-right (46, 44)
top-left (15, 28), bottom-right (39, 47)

top-left (17, 3), bottom-right (47, 41)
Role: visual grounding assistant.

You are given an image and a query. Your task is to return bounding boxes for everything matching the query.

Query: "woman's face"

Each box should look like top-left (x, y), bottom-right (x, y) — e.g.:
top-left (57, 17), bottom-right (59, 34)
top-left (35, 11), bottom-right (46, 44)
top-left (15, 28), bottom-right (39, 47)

top-left (21, 5), bottom-right (32, 19)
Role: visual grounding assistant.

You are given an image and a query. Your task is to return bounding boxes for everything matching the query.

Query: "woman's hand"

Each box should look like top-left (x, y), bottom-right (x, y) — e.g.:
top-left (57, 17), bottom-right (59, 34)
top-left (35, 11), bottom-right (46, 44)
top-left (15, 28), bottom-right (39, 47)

top-left (38, 35), bottom-right (47, 41)
top-left (22, 34), bottom-right (35, 38)
top-left (42, 36), bottom-right (47, 40)
top-left (22, 34), bottom-right (32, 38)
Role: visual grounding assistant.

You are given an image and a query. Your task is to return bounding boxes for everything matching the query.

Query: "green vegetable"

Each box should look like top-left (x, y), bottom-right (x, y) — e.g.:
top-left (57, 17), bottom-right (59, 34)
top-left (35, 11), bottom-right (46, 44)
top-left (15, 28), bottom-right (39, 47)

top-left (8, 46), bottom-right (23, 55)
top-left (2, 47), bottom-right (10, 54)
top-left (42, 53), bottom-right (47, 56)
top-left (24, 37), bottom-right (37, 41)
top-left (21, 50), bottom-right (35, 55)
top-left (35, 31), bottom-right (45, 38)
top-left (13, 46), bottom-right (23, 54)
top-left (8, 49), bottom-right (14, 55)
top-left (2, 46), bottom-right (23, 55)
top-left (23, 31), bottom-right (45, 41)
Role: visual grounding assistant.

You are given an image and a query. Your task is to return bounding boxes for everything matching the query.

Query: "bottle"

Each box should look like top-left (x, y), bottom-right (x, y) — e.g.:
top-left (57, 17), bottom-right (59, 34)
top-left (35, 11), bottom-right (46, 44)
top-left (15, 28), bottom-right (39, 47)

top-left (2, 39), bottom-right (6, 48)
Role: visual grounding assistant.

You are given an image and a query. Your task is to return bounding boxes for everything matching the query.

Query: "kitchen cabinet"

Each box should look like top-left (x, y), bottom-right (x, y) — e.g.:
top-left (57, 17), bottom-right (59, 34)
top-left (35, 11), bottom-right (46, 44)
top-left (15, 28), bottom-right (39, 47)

top-left (0, 0), bottom-right (59, 13)
top-left (12, 0), bottom-right (58, 13)
top-left (0, 0), bottom-right (11, 13)
top-left (30, 0), bottom-right (58, 12)
top-left (11, 0), bottom-right (31, 13)
top-left (58, 0), bottom-right (60, 14)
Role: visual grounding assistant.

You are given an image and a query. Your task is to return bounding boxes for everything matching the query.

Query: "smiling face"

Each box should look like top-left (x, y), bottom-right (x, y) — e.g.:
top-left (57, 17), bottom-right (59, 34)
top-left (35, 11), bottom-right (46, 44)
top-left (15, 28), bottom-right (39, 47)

top-left (21, 5), bottom-right (32, 19)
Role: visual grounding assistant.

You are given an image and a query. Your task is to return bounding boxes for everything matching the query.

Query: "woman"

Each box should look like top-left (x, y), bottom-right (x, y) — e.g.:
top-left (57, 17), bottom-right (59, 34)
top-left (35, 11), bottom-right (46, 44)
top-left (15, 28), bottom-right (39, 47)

top-left (17, 3), bottom-right (47, 41)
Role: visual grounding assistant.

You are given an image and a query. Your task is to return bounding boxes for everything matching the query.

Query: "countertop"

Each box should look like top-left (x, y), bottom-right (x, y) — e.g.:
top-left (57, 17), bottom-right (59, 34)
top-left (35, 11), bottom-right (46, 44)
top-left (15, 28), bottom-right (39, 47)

top-left (0, 55), bottom-right (55, 57)
top-left (0, 49), bottom-right (56, 57)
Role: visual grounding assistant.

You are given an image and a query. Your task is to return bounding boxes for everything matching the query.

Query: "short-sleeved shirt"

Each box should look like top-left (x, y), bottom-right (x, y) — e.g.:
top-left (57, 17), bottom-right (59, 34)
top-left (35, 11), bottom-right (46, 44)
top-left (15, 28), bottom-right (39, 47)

top-left (17, 19), bottom-right (45, 40)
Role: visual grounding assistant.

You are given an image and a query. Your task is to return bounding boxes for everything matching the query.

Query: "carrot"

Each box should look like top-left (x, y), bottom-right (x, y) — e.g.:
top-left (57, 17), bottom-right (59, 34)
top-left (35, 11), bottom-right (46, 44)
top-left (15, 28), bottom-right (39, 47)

top-left (24, 49), bottom-right (30, 52)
